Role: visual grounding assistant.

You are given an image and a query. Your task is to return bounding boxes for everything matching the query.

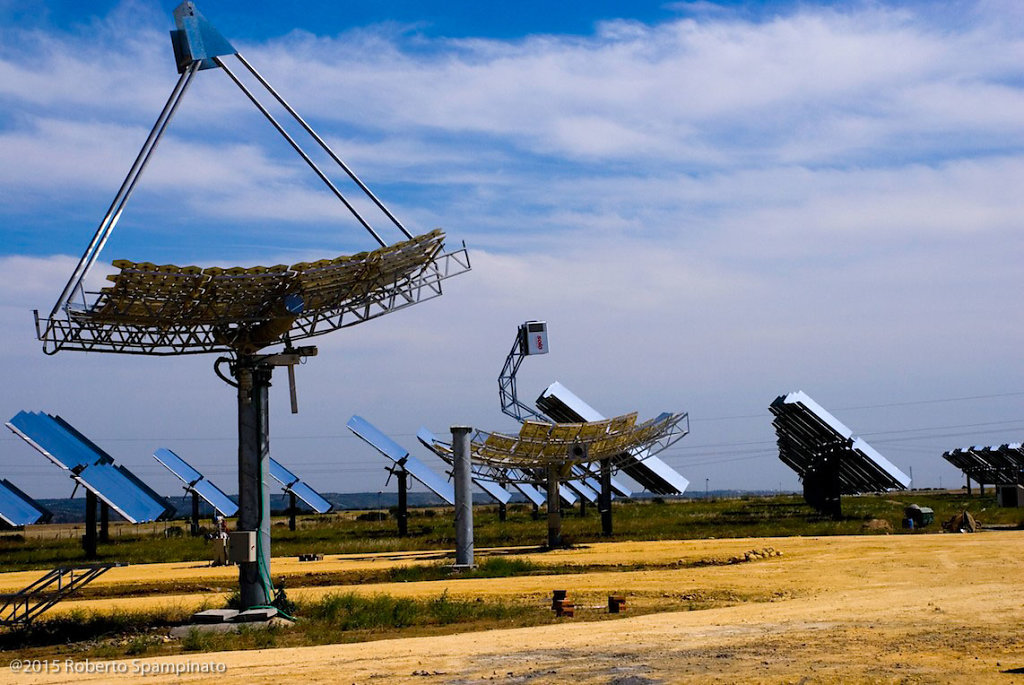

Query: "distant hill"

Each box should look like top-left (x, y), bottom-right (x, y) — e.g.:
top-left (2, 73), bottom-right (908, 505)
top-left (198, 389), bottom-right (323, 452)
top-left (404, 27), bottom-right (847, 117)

top-left (21, 490), bottom-right (783, 525)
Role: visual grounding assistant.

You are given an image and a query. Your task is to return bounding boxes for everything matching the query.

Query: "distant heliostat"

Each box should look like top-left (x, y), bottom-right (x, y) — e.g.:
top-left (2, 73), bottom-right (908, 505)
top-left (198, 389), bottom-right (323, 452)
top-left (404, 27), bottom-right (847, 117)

top-left (770, 391), bottom-right (910, 517)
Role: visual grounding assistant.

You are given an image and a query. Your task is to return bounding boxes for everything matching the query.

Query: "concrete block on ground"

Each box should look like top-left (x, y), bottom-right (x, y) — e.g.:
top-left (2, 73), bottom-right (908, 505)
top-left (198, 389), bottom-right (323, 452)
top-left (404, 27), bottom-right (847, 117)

top-left (191, 609), bottom-right (238, 624)
top-left (234, 607), bottom-right (278, 622)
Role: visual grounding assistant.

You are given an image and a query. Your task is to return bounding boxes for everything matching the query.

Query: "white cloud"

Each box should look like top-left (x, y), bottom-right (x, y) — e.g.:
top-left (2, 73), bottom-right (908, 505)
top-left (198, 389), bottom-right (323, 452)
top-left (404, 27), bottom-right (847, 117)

top-left (1, 2), bottom-right (1022, 496)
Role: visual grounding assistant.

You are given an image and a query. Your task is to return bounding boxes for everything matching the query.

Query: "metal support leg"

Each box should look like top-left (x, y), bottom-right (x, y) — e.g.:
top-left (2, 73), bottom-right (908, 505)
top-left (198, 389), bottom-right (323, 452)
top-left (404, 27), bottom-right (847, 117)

top-left (498, 501), bottom-right (507, 522)
top-left (547, 465), bottom-right (562, 549)
top-left (83, 491), bottom-right (97, 560)
top-left (531, 502), bottom-right (540, 521)
top-left (288, 492), bottom-right (297, 532)
top-left (99, 501), bottom-right (110, 543)
top-left (191, 491), bottom-right (200, 536)
top-left (235, 358), bottom-right (272, 610)
top-left (600, 458), bottom-right (613, 537)
top-left (397, 469), bottom-right (408, 537)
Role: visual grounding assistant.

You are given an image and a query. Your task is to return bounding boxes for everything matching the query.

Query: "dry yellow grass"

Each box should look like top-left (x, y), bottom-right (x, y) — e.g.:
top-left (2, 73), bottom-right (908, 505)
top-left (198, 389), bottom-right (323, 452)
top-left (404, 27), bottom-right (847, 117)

top-left (2, 532), bottom-right (1023, 683)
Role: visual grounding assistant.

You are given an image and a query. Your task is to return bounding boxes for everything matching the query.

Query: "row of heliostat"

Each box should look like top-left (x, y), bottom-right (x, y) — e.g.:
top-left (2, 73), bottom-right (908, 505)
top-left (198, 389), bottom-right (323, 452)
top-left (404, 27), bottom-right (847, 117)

top-left (0, 411), bottom-right (329, 527)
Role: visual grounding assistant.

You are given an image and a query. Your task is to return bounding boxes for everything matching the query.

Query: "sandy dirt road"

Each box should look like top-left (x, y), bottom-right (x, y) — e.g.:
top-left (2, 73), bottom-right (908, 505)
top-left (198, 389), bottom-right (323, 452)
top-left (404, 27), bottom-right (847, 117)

top-left (2, 532), bottom-right (1023, 683)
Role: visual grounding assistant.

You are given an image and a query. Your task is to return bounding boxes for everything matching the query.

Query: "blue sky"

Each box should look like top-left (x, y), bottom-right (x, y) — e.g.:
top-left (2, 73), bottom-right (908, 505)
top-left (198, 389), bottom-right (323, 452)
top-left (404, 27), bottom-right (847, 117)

top-left (1, 0), bottom-right (1023, 501)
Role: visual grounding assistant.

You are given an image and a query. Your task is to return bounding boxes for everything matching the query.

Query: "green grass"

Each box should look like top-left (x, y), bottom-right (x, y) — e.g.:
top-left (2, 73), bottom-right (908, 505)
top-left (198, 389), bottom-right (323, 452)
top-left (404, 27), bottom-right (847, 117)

top-left (0, 606), bottom-right (198, 658)
top-left (2, 492), bottom-right (1018, 573)
top-left (5, 491), bottom-right (1009, 660)
top-left (0, 592), bottom-right (543, 661)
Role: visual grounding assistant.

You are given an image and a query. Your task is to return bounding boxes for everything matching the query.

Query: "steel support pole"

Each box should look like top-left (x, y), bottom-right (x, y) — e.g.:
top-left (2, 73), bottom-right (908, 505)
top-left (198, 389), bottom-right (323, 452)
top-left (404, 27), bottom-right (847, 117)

top-left (600, 458), bottom-right (613, 537)
top-left (191, 491), bottom-right (200, 536)
top-left (498, 501), bottom-right (507, 522)
top-left (397, 469), bottom-right (409, 537)
top-left (99, 501), bottom-right (110, 543)
top-left (83, 490), bottom-right (97, 559)
top-left (546, 465), bottom-right (562, 548)
top-left (288, 492), bottom-right (297, 532)
top-left (236, 359), bottom-right (272, 609)
top-left (452, 426), bottom-right (474, 567)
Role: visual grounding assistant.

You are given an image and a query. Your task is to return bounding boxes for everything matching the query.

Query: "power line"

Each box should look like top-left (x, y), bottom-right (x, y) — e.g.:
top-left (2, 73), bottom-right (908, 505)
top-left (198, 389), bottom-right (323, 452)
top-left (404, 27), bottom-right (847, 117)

top-left (692, 390), bottom-right (1024, 422)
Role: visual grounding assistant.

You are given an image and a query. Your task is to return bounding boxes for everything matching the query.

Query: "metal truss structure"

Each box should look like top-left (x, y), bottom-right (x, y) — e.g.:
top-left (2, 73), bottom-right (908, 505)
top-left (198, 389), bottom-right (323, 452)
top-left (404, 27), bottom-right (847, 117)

top-left (29, 1), bottom-right (471, 610)
top-left (0, 564), bottom-right (126, 627)
top-left (943, 443), bottom-right (1024, 487)
top-left (419, 411), bottom-right (688, 480)
top-left (37, 2), bottom-right (470, 357)
top-left (496, 321), bottom-right (690, 496)
top-left (498, 322), bottom-right (547, 422)
top-left (770, 391), bottom-right (910, 517)
top-left (39, 231), bottom-right (470, 356)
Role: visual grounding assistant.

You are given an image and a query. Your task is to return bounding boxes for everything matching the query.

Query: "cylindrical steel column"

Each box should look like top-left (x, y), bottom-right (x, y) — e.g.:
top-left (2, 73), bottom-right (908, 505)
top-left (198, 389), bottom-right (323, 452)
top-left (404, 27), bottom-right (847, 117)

top-left (600, 457), bottom-right (613, 536)
top-left (99, 501), bottom-right (110, 543)
top-left (397, 468), bottom-right (409, 537)
top-left (236, 359), bottom-right (272, 609)
top-left (288, 492), bottom-right (297, 532)
top-left (191, 491), bottom-right (200, 536)
top-left (546, 465), bottom-right (561, 548)
top-left (83, 490), bottom-right (98, 559)
top-left (452, 425), bottom-right (474, 567)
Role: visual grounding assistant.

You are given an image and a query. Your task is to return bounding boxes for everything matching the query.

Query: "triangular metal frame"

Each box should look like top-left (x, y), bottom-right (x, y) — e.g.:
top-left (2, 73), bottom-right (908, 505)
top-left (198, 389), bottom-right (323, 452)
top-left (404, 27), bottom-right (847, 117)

top-left (43, 1), bottom-right (438, 351)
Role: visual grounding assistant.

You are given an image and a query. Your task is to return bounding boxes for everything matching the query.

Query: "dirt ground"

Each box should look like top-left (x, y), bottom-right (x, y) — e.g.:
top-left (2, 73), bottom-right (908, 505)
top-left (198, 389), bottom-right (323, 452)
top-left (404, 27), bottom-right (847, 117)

top-left (2, 532), bottom-right (1023, 683)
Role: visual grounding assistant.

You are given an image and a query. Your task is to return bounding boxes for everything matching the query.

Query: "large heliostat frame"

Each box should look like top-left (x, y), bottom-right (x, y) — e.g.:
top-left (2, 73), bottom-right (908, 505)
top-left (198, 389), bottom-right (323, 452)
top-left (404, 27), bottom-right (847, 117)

top-left (943, 443), bottom-right (1024, 502)
top-left (32, 3), bottom-right (470, 610)
top-left (494, 320), bottom-right (690, 535)
top-left (770, 391), bottom-right (910, 517)
top-left (466, 411), bottom-right (687, 546)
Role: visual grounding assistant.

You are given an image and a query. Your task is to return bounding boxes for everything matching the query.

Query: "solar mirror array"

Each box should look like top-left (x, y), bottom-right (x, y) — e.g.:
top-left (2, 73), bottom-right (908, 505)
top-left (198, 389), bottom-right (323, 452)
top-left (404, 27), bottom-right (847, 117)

top-left (499, 322), bottom-right (690, 491)
top-left (6, 412), bottom-right (174, 524)
top-left (943, 443), bottom-right (1024, 505)
top-left (417, 428), bottom-right (555, 509)
top-left (489, 317), bottom-right (692, 540)
top-left (466, 409), bottom-right (689, 546)
top-left (153, 448), bottom-right (238, 537)
top-left (536, 381), bottom-right (690, 495)
top-left (347, 416), bottom-right (456, 504)
top-left (0, 479), bottom-right (52, 527)
top-left (268, 458), bottom-right (333, 513)
top-left (28, 1), bottom-right (470, 609)
top-left (770, 391), bottom-right (910, 517)
top-left (347, 416), bottom-right (459, 534)
top-left (6, 412), bottom-right (174, 556)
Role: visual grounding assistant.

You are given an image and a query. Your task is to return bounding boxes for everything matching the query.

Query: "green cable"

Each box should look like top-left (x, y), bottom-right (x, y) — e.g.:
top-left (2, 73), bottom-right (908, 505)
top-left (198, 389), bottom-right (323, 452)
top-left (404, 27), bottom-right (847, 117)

top-left (253, 447), bottom-right (274, 600)
top-left (251, 604), bottom-right (297, 622)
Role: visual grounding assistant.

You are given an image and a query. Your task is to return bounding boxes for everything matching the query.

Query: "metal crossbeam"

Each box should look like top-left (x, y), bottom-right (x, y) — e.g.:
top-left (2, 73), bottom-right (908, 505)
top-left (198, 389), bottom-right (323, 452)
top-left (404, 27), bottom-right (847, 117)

top-left (38, 244), bottom-right (470, 355)
top-left (0, 563), bottom-right (125, 627)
